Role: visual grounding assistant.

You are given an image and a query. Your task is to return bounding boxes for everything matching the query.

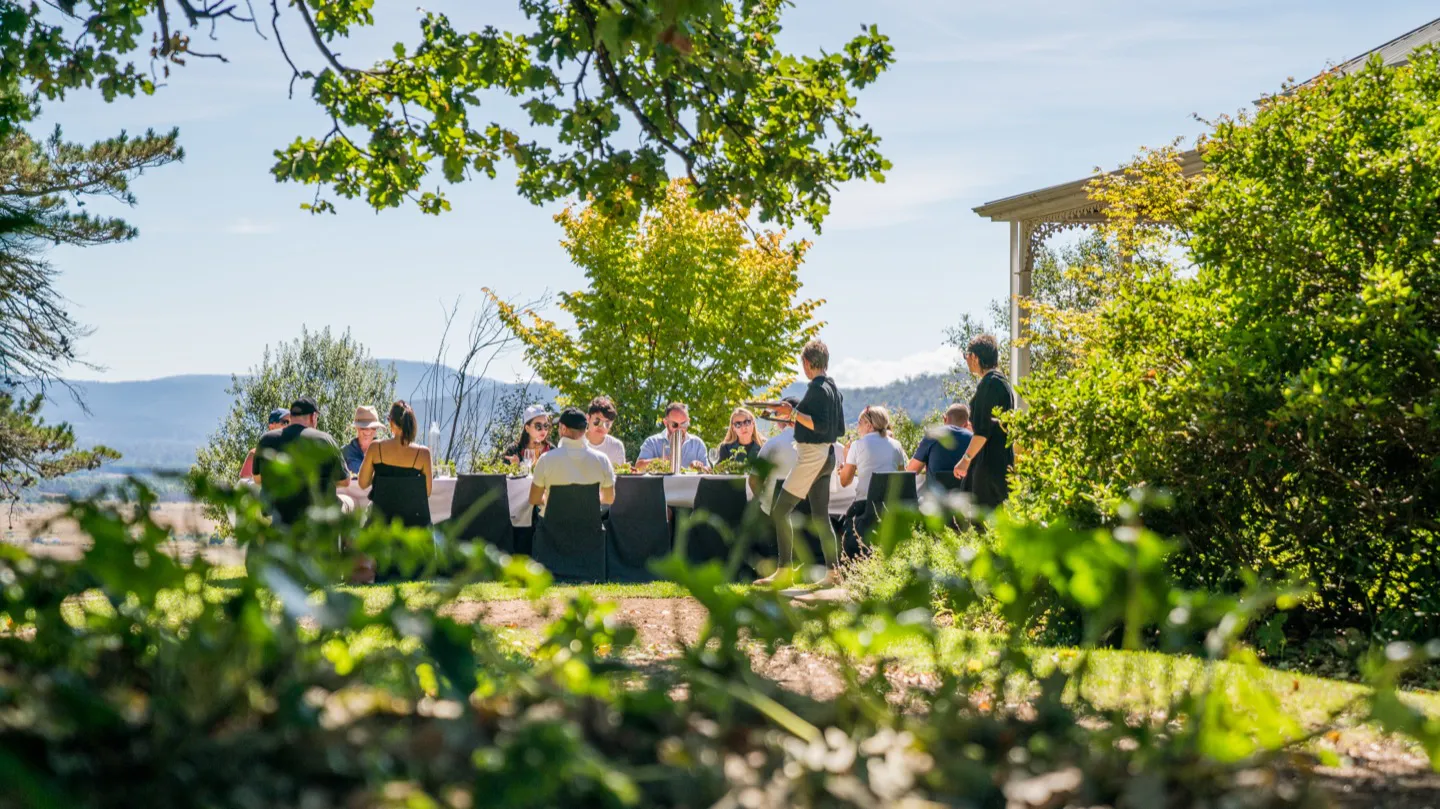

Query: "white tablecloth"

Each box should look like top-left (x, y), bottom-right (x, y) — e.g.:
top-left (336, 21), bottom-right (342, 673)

top-left (507, 476), bottom-right (536, 528)
top-left (253, 472), bottom-right (864, 528)
top-left (661, 473), bottom-right (857, 515)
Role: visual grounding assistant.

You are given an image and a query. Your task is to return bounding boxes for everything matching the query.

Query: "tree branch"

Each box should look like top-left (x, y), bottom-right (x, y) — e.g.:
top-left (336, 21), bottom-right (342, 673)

top-left (567, 0), bottom-right (696, 178)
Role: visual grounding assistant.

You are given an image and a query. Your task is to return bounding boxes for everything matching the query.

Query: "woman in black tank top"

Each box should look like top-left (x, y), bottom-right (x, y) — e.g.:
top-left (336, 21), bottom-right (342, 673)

top-left (357, 401), bottom-right (433, 496)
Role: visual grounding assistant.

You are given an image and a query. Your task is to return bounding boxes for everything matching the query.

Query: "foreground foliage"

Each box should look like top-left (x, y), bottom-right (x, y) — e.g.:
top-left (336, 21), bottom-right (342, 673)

top-left (1010, 50), bottom-right (1440, 636)
top-left (4, 475), bottom-right (1439, 808)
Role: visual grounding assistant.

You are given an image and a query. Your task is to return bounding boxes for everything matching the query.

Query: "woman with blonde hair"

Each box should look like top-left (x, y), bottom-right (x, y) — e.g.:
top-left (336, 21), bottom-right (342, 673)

top-left (838, 405), bottom-right (905, 493)
top-left (837, 405), bottom-right (906, 548)
top-left (716, 406), bottom-right (765, 465)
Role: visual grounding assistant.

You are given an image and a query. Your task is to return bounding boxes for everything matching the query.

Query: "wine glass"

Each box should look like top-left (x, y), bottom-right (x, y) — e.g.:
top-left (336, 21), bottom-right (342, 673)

top-left (521, 448), bottom-right (537, 476)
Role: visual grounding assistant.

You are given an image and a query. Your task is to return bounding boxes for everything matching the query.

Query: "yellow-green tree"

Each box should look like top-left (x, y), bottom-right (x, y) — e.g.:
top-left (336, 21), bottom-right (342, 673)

top-left (490, 181), bottom-right (821, 455)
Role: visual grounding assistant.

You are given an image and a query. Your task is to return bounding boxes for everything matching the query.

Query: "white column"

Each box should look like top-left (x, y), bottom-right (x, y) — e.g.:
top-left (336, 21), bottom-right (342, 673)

top-left (1008, 219), bottom-right (1032, 381)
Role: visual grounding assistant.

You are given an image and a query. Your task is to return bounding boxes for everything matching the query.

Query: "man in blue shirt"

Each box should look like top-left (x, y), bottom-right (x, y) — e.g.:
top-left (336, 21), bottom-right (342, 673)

top-left (908, 404), bottom-right (974, 491)
top-left (636, 402), bottom-right (710, 471)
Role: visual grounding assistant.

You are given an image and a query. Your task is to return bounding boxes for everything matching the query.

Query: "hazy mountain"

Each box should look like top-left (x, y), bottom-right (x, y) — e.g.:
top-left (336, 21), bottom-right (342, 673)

top-left (40, 375), bottom-right (237, 469)
top-left (783, 373), bottom-right (956, 424)
top-left (39, 360), bottom-right (555, 471)
top-left (36, 362), bottom-right (951, 472)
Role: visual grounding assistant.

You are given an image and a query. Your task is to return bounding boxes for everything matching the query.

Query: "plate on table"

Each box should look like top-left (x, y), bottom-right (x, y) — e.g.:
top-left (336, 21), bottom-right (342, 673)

top-left (744, 400), bottom-right (788, 410)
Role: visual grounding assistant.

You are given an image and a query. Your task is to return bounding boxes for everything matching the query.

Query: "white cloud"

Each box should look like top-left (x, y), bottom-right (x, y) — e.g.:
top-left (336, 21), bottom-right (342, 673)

top-left (225, 218), bottom-right (278, 235)
top-left (830, 345), bottom-right (961, 388)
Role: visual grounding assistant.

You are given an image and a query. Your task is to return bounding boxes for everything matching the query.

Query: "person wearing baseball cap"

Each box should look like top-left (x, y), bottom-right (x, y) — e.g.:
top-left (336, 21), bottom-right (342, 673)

top-left (502, 404), bottom-right (553, 465)
top-left (342, 405), bottom-right (384, 477)
top-left (528, 407), bottom-right (617, 515)
top-left (239, 408), bottom-right (289, 479)
top-left (251, 395), bottom-right (352, 526)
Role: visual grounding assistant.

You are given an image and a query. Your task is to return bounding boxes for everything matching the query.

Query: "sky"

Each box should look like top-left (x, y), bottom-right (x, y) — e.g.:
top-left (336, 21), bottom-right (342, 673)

top-left (42, 1), bottom-right (1439, 387)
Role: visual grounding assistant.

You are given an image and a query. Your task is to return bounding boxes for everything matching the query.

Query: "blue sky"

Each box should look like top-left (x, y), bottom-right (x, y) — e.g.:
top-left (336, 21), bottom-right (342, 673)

top-left (44, 1), bottom-right (1438, 386)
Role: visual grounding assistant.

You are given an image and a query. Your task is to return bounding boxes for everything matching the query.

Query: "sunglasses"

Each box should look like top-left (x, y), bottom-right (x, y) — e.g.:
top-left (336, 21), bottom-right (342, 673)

top-left (528, 421), bottom-right (550, 431)
top-left (666, 421), bottom-right (690, 431)
top-left (589, 417), bottom-right (612, 429)
top-left (731, 419), bottom-right (753, 428)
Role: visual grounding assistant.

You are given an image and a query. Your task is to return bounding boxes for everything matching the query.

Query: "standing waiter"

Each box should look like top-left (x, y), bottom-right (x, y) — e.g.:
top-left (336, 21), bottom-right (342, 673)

top-left (953, 334), bottom-right (1016, 508)
top-left (757, 339), bottom-right (845, 589)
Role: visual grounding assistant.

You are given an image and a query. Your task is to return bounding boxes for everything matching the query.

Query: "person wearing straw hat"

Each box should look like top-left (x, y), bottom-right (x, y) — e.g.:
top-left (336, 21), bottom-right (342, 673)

top-left (342, 405), bottom-right (384, 477)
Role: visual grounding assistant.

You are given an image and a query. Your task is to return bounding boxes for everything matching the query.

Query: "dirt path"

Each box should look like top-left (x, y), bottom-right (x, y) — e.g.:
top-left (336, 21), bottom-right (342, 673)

top-left (3, 502), bottom-right (243, 565)
top-left (452, 595), bottom-right (1440, 808)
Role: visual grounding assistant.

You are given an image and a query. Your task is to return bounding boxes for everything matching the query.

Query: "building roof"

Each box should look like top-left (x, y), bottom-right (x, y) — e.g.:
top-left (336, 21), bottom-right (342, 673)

top-left (973, 149), bottom-right (1202, 224)
top-left (1328, 16), bottom-right (1440, 77)
top-left (974, 16), bottom-right (1440, 224)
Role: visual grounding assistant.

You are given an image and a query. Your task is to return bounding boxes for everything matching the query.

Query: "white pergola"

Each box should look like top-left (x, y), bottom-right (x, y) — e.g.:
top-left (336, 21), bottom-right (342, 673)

top-left (972, 150), bottom-right (1202, 381)
top-left (971, 16), bottom-right (1440, 382)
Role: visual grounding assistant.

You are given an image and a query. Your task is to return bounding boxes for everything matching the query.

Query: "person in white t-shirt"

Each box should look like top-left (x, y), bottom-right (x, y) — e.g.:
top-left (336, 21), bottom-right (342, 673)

top-left (530, 408), bottom-right (617, 515)
top-left (583, 396), bottom-right (627, 466)
top-left (835, 405), bottom-right (906, 547)
top-left (838, 405), bottom-right (906, 502)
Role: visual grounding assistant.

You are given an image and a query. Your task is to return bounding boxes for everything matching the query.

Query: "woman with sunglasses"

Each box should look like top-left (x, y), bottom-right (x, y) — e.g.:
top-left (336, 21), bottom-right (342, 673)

top-left (502, 405), bottom-right (553, 465)
top-left (583, 396), bottom-right (626, 466)
top-left (716, 407), bottom-right (765, 465)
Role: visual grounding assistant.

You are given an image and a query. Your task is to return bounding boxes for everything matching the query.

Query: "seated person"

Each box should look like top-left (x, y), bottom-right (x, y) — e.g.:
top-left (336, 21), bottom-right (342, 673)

top-left (502, 405), bottom-right (553, 464)
top-left (240, 407), bottom-right (288, 479)
top-left (584, 396), bottom-right (626, 466)
top-left (357, 400), bottom-right (433, 497)
top-left (838, 406), bottom-right (906, 544)
top-left (252, 396), bottom-right (351, 525)
top-left (716, 407), bottom-right (765, 465)
top-left (838, 405), bottom-right (907, 495)
top-left (635, 402), bottom-right (709, 471)
top-left (343, 405), bottom-right (384, 477)
top-left (529, 408), bottom-right (617, 514)
top-left (907, 403), bottom-right (973, 490)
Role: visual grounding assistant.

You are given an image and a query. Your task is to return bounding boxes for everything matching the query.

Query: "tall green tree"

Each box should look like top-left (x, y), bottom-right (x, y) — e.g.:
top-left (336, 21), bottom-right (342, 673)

top-left (490, 180), bottom-right (821, 453)
top-left (0, 126), bottom-right (180, 501)
top-left (193, 327), bottom-right (396, 524)
top-left (2, 1), bottom-right (892, 230)
top-left (1012, 51), bottom-right (1440, 634)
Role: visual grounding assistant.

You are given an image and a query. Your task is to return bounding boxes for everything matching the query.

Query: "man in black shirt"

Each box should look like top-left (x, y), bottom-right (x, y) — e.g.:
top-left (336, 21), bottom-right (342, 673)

top-left (952, 334), bottom-right (1016, 508)
top-left (757, 339), bottom-right (845, 589)
top-left (253, 396), bottom-right (352, 526)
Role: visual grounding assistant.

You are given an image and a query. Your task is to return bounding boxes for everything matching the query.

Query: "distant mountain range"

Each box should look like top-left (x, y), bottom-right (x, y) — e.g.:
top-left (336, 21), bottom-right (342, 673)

top-left (38, 361), bottom-right (956, 472)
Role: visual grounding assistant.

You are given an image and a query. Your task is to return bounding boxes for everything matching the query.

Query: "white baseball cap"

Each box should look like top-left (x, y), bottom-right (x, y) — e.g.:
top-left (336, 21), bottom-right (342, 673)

top-left (522, 405), bottom-right (549, 425)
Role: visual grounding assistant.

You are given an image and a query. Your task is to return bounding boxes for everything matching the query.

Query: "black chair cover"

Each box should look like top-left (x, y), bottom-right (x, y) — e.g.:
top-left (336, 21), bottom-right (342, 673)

top-left (446, 474), bottom-right (515, 553)
top-left (850, 471), bottom-right (919, 553)
top-left (532, 484), bottom-right (605, 582)
top-left (365, 477), bottom-right (433, 581)
top-left (677, 476), bottom-right (748, 567)
top-left (367, 477), bottom-right (432, 529)
top-left (605, 475), bottom-right (671, 582)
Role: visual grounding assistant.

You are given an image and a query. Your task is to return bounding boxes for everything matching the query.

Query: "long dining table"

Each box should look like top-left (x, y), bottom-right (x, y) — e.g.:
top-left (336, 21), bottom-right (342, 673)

top-left (258, 470), bottom-right (866, 529)
top-left (392, 472), bottom-right (861, 528)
